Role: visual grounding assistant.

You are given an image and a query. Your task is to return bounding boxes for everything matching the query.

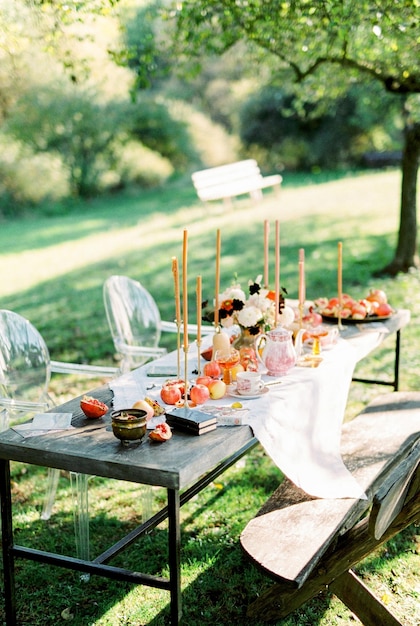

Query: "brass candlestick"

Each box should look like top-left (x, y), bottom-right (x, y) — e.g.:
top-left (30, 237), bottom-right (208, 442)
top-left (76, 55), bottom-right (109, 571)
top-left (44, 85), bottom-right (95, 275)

top-left (298, 303), bottom-right (304, 329)
top-left (196, 339), bottom-right (202, 377)
top-left (183, 345), bottom-right (190, 411)
top-left (176, 321), bottom-right (182, 379)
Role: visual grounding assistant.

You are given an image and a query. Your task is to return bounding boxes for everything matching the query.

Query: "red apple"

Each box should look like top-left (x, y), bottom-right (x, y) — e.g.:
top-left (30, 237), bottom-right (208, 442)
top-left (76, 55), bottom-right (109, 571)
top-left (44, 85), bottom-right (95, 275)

top-left (351, 303), bottom-right (367, 319)
top-left (203, 360), bottom-right (222, 378)
top-left (303, 306), bottom-right (323, 327)
top-left (196, 375), bottom-right (213, 387)
top-left (376, 302), bottom-right (393, 317)
top-left (208, 379), bottom-right (227, 399)
top-left (160, 384), bottom-right (182, 405)
top-left (366, 289), bottom-right (387, 305)
top-left (165, 378), bottom-right (185, 395)
top-left (190, 384), bottom-right (210, 405)
top-left (327, 297), bottom-right (340, 308)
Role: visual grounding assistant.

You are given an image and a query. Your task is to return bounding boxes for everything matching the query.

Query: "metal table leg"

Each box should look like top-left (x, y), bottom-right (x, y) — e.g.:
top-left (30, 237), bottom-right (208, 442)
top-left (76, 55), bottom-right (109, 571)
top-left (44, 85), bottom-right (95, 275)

top-left (0, 459), bottom-right (17, 626)
top-left (352, 329), bottom-right (401, 390)
top-left (168, 488), bottom-right (181, 625)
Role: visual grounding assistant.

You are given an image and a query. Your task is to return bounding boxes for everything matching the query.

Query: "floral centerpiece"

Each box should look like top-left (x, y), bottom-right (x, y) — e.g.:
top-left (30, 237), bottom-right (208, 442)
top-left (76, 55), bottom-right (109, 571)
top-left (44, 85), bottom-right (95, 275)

top-left (203, 276), bottom-right (287, 369)
top-left (203, 275), bottom-right (288, 369)
top-left (203, 275), bottom-right (287, 335)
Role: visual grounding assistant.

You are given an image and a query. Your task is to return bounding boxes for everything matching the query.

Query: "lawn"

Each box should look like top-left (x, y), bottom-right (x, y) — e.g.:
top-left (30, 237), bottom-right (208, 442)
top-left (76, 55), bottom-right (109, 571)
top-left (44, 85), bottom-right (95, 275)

top-left (0, 169), bottom-right (419, 625)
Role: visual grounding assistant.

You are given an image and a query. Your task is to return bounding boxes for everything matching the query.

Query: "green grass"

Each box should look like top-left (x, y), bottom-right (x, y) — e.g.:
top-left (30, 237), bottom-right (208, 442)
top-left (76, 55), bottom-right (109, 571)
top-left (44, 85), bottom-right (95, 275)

top-left (0, 169), bottom-right (419, 625)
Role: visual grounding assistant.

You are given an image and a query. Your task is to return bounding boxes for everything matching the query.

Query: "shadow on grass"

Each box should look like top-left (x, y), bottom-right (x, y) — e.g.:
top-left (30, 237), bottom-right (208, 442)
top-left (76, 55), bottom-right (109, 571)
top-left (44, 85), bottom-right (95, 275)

top-left (2, 459), bottom-right (417, 626)
top-left (0, 220), bottom-right (396, 366)
top-left (0, 182), bottom-right (200, 256)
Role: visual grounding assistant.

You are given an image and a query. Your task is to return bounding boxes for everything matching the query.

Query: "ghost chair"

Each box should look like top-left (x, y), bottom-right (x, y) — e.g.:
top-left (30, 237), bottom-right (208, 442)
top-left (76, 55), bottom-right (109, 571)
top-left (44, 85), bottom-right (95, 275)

top-left (103, 274), bottom-right (213, 373)
top-left (0, 309), bottom-right (119, 562)
top-left (103, 275), bottom-right (215, 519)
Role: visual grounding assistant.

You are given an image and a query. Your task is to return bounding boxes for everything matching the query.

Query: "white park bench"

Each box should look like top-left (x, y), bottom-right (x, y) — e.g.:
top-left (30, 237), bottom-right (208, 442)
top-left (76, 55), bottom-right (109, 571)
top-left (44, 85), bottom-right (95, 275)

top-left (191, 159), bottom-right (282, 205)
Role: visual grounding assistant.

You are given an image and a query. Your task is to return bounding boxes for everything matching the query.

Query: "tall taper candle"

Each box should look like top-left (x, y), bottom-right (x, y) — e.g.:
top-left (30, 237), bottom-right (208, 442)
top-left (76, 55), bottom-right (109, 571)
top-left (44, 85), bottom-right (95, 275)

top-left (171, 257), bottom-right (181, 325)
top-left (264, 220), bottom-right (270, 288)
top-left (299, 248), bottom-right (305, 307)
top-left (274, 220), bottom-right (280, 325)
top-left (214, 229), bottom-right (221, 328)
top-left (182, 229), bottom-right (188, 351)
top-left (338, 241), bottom-right (343, 308)
top-left (196, 275), bottom-right (202, 343)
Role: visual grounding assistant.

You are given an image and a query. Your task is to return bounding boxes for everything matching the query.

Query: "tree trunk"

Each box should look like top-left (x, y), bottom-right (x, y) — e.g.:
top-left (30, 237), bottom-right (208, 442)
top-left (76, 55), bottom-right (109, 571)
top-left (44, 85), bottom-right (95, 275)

top-left (379, 119), bottom-right (420, 276)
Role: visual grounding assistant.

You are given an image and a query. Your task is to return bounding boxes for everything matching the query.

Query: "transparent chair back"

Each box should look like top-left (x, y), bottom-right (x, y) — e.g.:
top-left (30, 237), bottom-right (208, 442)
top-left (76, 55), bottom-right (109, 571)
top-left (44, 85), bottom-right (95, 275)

top-left (103, 275), bottom-right (167, 372)
top-left (0, 309), bottom-right (52, 424)
top-left (0, 309), bottom-right (91, 562)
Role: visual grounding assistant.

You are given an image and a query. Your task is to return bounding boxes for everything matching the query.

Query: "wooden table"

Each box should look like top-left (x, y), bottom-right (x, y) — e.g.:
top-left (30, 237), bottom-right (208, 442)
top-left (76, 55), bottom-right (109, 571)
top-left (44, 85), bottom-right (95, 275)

top-left (0, 385), bottom-right (257, 625)
top-left (0, 309), bottom-right (411, 624)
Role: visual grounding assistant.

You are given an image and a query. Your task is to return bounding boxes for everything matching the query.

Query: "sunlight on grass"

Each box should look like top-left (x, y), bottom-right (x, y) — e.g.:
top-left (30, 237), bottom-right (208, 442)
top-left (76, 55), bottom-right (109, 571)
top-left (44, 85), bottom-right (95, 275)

top-left (1, 170), bottom-right (419, 625)
top-left (0, 170), bottom-right (404, 298)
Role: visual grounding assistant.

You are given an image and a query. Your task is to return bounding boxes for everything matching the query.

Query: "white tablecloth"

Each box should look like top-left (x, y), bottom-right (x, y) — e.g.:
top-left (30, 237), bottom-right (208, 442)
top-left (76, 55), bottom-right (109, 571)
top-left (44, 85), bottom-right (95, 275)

top-left (110, 318), bottom-right (404, 500)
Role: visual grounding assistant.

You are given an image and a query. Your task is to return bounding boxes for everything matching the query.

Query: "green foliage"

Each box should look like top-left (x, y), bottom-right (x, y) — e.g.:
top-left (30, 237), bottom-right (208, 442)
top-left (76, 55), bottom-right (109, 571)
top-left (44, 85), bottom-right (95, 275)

top-left (128, 95), bottom-right (199, 169)
top-left (6, 86), bottom-right (133, 197)
top-left (239, 82), bottom-right (404, 170)
top-left (173, 1), bottom-right (420, 93)
top-left (114, 0), bottom-right (171, 91)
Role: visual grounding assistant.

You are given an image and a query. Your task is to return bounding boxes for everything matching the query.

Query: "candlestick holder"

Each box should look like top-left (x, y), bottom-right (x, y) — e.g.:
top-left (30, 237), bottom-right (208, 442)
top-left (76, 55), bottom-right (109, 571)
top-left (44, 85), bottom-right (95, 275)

top-left (183, 345), bottom-right (190, 410)
top-left (176, 321), bottom-right (181, 379)
top-left (298, 303), bottom-right (304, 329)
top-left (337, 304), bottom-right (344, 332)
top-left (196, 339), bottom-right (202, 376)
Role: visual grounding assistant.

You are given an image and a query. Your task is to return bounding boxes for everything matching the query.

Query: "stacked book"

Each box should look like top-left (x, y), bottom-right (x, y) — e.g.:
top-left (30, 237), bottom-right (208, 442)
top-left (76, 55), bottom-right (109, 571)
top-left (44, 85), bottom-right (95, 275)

top-left (166, 408), bottom-right (217, 435)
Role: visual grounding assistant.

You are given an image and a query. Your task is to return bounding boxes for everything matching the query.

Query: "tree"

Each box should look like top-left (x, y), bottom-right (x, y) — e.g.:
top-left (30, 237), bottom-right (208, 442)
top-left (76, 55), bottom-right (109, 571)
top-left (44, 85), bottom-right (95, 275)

top-left (6, 86), bottom-right (131, 197)
top-left (170, 0), bottom-right (420, 275)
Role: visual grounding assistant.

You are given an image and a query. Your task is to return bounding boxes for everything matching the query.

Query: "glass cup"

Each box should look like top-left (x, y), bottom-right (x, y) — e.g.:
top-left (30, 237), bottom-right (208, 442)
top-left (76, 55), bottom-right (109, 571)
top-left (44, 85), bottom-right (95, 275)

top-left (214, 347), bottom-right (240, 385)
top-left (306, 325), bottom-right (338, 355)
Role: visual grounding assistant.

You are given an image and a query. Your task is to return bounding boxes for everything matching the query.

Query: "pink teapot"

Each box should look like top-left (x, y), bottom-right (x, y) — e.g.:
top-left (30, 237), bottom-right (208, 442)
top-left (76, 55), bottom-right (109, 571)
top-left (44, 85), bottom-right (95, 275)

top-left (256, 326), bottom-right (304, 376)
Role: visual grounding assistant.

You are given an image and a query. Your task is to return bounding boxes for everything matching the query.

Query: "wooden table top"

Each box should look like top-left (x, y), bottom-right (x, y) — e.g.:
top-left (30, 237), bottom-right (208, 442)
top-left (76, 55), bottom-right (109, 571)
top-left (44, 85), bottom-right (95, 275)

top-left (0, 309), bottom-right (410, 491)
top-left (0, 385), bottom-right (256, 490)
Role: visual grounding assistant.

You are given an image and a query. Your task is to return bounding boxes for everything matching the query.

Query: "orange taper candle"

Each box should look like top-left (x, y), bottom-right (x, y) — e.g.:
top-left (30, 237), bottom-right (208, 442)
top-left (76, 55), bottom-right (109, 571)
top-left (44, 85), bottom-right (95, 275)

top-left (171, 256), bottom-right (181, 325)
top-left (214, 229), bottom-right (221, 328)
top-left (182, 229), bottom-right (188, 351)
top-left (299, 248), bottom-right (305, 307)
top-left (274, 221), bottom-right (280, 325)
top-left (338, 241), bottom-right (343, 309)
top-left (264, 220), bottom-right (270, 288)
top-left (196, 275), bottom-right (202, 343)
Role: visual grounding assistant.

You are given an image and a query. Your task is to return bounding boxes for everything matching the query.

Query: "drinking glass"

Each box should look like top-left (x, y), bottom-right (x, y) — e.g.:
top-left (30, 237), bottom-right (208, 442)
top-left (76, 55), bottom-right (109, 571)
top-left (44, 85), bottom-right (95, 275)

top-left (306, 326), bottom-right (330, 356)
top-left (214, 348), bottom-right (240, 385)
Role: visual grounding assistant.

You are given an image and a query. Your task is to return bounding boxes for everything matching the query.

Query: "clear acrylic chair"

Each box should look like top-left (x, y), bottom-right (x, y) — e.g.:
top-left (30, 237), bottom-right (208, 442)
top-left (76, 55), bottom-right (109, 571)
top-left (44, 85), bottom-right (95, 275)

top-left (0, 309), bottom-right (118, 562)
top-left (103, 274), bottom-right (213, 373)
top-left (103, 275), bottom-right (214, 521)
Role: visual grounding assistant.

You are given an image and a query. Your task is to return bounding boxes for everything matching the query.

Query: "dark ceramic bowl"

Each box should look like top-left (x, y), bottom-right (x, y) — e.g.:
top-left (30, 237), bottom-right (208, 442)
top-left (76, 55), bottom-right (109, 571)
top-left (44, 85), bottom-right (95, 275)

top-left (111, 409), bottom-right (147, 445)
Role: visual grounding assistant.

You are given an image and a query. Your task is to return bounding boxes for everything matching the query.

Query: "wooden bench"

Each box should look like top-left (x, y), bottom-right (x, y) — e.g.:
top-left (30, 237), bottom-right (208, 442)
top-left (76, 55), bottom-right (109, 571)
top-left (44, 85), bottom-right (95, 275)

top-left (240, 391), bottom-right (420, 625)
top-left (191, 159), bottom-right (282, 205)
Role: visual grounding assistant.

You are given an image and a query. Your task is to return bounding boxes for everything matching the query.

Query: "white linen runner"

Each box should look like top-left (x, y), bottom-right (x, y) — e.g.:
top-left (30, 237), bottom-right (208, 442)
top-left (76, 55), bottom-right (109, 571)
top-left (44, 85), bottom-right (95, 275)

top-left (109, 321), bottom-right (396, 499)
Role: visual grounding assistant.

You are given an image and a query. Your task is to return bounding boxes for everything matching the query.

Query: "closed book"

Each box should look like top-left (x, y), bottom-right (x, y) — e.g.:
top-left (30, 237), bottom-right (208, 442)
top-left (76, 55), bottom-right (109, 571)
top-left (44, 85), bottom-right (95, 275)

top-left (166, 418), bottom-right (217, 436)
top-left (166, 414), bottom-right (217, 432)
top-left (166, 408), bottom-right (217, 430)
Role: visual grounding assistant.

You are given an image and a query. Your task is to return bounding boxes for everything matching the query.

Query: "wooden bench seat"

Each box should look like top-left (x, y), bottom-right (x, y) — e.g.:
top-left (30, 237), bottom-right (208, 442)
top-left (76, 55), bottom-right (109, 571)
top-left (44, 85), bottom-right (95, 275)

top-left (240, 391), bottom-right (420, 625)
top-left (191, 159), bottom-right (282, 205)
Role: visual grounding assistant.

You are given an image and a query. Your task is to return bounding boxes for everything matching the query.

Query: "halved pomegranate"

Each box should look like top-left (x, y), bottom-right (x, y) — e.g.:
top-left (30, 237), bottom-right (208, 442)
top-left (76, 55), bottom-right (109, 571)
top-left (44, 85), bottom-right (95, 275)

top-left (80, 395), bottom-right (108, 419)
top-left (149, 423), bottom-right (172, 442)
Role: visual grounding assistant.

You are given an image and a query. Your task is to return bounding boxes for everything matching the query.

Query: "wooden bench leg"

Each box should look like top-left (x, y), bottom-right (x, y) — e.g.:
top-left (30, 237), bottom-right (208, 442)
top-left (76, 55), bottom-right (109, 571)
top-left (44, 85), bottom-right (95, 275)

top-left (330, 570), bottom-right (402, 626)
top-left (246, 580), bottom-right (323, 621)
top-left (246, 493), bottom-right (419, 622)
